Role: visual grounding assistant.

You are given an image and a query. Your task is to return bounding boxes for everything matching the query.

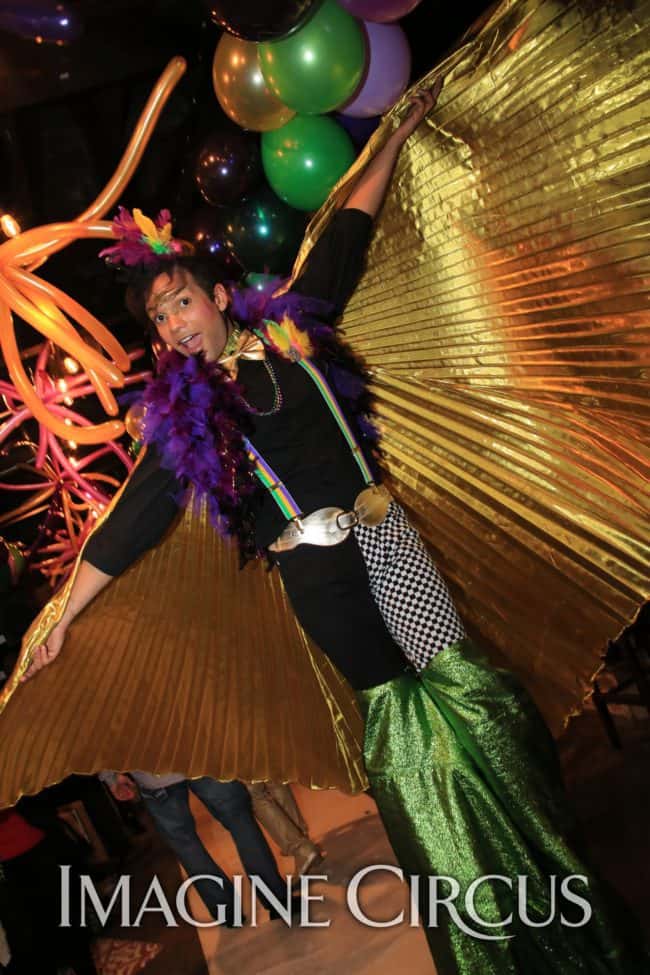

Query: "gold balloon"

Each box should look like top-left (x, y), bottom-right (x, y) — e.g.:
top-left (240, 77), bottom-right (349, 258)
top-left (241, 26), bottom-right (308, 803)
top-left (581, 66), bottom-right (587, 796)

top-left (124, 402), bottom-right (146, 442)
top-left (212, 35), bottom-right (294, 133)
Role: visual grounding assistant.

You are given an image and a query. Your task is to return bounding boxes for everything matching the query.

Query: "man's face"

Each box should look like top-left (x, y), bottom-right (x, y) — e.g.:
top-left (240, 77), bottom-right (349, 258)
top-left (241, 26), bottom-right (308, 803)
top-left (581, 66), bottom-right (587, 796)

top-left (146, 267), bottom-right (229, 362)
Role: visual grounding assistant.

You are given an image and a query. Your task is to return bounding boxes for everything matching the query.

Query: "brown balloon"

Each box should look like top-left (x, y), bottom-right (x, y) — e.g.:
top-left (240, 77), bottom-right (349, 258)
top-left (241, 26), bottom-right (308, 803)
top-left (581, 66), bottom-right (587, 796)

top-left (212, 35), bottom-right (294, 133)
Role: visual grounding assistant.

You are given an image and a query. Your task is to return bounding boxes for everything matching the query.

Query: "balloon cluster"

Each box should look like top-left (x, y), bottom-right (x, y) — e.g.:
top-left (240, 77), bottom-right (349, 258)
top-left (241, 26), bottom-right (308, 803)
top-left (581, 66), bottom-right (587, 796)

top-left (198, 0), bottom-right (419, 268)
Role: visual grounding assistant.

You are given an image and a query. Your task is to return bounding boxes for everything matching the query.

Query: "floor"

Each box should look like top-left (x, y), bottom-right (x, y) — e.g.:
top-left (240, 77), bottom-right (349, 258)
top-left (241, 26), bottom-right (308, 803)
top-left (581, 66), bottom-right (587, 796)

top-left (99, 701), bottom-right (650, 975)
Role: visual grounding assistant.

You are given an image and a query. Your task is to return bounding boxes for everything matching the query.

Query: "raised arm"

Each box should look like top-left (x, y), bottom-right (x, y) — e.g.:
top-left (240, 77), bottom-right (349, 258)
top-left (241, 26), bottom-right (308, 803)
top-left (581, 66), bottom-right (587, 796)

top-left (291, 80), bottom-right (443, 312)
top-left (343, 78), bottom-right (443, 217)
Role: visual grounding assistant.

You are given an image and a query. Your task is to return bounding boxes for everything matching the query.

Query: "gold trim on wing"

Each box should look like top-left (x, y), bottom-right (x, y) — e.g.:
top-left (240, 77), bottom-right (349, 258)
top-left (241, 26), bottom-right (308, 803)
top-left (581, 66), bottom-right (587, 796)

top-left (0, 448), bottom-right (149, 716)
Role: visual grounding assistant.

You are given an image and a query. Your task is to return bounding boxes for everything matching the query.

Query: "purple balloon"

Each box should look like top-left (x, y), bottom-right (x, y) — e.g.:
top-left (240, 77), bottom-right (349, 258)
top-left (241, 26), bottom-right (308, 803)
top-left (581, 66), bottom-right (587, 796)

top-left (334, 112), bottom-right (380, 148)
top-left (338, 0), bottom-right (422, 22)
top-left (342, 22), bottom-right (411, 118)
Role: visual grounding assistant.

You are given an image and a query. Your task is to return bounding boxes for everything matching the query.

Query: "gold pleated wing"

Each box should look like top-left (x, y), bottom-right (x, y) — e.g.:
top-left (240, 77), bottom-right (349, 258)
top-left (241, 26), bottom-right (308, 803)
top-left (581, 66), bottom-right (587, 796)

top-left (0, 484), bottom-right (366, 808)
top-left (296, 0), bottom-right (650, 734)
top-left (1, 0), bottom-right (648, 805)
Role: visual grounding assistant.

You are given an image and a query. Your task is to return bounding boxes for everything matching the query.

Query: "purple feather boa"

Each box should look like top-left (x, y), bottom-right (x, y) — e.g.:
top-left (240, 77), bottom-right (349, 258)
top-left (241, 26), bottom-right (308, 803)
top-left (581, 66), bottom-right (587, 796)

top-left (142, 282), bottom-right (380, 541)
top-left (142, 351), bottom-right (256, 537)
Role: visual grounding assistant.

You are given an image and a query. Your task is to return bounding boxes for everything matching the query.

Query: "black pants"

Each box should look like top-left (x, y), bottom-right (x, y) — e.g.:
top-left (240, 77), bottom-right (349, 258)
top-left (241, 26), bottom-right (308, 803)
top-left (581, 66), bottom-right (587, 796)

top-left (0, 839), bottom-right (96, 975)
top-left (273, 533), bottom-right (406, 690)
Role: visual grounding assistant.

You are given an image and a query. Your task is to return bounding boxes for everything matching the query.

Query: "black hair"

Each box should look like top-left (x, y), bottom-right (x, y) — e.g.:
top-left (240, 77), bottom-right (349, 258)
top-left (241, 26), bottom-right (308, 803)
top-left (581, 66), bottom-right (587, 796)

top-left (122, 253), bottom-right (245, 331)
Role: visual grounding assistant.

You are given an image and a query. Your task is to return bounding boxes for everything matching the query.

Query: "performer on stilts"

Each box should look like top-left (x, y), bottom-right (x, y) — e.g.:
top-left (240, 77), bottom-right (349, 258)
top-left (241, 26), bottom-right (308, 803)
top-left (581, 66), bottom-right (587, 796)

top-left (21, 85), bottom-right (648, 974)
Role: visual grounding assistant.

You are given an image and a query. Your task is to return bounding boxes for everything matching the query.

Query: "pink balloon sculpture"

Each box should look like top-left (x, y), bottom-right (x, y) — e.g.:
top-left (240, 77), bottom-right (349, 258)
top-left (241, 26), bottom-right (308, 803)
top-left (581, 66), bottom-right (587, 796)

top-left (0, 344), bottom-right (149, 586)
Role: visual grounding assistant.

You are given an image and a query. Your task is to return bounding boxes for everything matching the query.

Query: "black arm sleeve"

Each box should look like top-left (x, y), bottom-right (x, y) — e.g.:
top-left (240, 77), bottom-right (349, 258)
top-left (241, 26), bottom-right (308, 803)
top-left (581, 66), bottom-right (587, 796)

top-left (291, 208), bottom-right (373, 314)
top-left (84, 446), bottom-right (181, 576)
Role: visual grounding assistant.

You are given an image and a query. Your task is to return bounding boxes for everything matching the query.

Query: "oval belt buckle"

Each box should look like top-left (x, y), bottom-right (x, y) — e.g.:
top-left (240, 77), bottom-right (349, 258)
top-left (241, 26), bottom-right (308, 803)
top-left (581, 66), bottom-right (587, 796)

top-left (308, 507), bottom-right (351, 546)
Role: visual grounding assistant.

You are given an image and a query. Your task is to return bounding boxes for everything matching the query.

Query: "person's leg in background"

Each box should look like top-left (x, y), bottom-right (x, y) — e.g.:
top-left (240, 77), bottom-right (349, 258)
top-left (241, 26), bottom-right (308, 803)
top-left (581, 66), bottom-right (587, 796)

top-left (246, 782), bottom-right (323, 876)
top-left (188, 778), bottom-right (290, 908)
top-left (140, 780), bottom-right (237, 923)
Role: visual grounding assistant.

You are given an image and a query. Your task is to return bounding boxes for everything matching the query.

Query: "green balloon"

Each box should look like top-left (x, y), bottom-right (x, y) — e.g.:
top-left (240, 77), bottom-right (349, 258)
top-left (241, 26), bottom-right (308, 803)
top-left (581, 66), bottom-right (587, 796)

top-left (259, 0), bottom-right (366, 115)
top-left (262, 114), bottom-right (356, 211)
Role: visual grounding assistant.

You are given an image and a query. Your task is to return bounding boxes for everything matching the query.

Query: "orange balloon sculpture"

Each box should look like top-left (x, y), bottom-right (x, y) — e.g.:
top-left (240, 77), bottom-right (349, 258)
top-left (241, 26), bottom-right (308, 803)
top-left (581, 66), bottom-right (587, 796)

top-left (0, 57), bottom-right (187, 445)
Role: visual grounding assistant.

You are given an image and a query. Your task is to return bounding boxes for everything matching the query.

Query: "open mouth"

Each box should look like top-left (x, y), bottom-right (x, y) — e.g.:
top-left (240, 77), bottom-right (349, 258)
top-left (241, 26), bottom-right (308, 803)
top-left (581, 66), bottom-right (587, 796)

top-left (178, 333), bottom-right (202, 354)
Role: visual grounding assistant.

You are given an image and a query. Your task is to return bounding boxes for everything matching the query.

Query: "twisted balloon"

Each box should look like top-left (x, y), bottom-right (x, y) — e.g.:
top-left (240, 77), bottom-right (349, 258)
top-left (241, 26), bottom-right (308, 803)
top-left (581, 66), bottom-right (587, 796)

top-left (0, 57), bottom-right (187, 446)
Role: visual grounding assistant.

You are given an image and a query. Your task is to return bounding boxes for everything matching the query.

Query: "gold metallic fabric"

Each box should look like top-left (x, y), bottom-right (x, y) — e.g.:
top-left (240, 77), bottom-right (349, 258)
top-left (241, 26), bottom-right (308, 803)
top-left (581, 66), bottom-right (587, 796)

top-left (0, 473), bottom-right (366, 807)
top-left (295, 0), bottom-right (650, 735)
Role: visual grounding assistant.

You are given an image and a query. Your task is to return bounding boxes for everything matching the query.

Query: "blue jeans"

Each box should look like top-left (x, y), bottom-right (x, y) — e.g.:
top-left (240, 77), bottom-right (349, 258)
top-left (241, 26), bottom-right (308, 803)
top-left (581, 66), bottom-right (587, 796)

top-left (140, 778), bottom-right (286, 917)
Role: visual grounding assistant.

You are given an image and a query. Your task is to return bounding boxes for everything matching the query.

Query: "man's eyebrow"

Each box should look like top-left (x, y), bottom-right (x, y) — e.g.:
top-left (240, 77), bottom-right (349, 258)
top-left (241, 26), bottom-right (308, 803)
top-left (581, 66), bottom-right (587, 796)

top-left (146, 284), bottom-right (185, 315)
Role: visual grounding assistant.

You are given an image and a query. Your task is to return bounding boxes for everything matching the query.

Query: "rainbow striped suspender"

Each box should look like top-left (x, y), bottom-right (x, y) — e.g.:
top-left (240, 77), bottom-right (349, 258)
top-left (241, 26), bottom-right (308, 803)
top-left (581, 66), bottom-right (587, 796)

top-left (244, 339), bottom-right (373, 522)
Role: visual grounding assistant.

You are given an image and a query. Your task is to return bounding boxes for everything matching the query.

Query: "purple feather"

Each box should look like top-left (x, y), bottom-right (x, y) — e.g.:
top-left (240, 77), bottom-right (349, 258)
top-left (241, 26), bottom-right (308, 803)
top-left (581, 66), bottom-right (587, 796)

top-left (99, 206), bottom-right (179, 267)
top-left (328, 363), bottom-right (365, 401)
top-left (142, 351), bottom-right (256, 537)
top-left (230, 281), bottom-right (335, 345)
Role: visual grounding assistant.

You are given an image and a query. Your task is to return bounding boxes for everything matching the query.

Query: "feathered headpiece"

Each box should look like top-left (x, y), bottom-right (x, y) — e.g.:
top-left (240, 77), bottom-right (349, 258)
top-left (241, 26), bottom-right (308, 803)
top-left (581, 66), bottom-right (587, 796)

top-left (99, 207), bottom-right (187, 267)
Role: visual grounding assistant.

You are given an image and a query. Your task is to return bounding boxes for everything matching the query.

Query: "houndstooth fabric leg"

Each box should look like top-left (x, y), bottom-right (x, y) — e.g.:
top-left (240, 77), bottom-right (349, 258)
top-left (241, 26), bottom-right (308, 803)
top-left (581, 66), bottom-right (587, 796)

top-left (353, 502), bottom-right (466, 671)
